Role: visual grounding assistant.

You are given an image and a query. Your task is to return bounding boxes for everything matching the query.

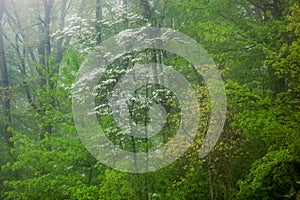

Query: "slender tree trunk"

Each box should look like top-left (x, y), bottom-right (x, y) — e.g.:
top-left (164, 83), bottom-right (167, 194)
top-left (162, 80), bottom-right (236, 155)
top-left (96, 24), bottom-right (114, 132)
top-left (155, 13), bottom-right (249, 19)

top-left (36, 0), bottom-right (53, 139)
top-left (95, 0), bottom-right (102, 44)
top-left (0, 0), bottom-right (12, 147)
top-left (5, 4), bottom-right (37, 109)
top-left (55, 0), bottom-right (71, 67)
top-left (207, 154), bottom-right (215, 200)
top-left (272, 0), bottom-right (282, 19)
top-left (140, 0), bottom-right (152, 24)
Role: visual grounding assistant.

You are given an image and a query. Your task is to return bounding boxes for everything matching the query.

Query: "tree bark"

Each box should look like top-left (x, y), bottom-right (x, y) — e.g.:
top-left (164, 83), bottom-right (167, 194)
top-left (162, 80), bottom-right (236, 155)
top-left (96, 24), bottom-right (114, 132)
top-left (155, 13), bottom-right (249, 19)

top-left (0, 0), bottom-right (13, 147)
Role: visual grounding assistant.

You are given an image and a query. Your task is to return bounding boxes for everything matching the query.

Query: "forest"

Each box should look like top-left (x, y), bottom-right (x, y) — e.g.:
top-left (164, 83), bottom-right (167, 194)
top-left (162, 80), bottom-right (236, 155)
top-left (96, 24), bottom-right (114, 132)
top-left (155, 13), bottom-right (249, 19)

top-left (0, 0), bottom-right (300, 199)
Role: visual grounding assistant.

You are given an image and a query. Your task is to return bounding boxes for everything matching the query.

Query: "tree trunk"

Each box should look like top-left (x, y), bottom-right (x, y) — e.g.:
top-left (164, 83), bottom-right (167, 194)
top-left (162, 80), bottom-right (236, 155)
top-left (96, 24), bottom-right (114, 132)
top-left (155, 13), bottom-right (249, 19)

top-left (36, 0), bottom-right (54, 139)
top-left (55, 0), bottom-right (71, 68)
top-left (0, 0), bottom-right (12, 147)
top-left (95, 0), bottom-right (102, 44)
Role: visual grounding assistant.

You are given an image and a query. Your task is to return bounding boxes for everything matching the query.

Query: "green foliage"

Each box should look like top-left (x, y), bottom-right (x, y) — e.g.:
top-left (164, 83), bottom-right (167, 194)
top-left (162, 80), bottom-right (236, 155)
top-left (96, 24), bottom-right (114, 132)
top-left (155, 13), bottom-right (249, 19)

top-left (0, 49), bottom-right (102, 200)
top-left (236, 142), bottom-right (300, 199)
top-left (0, 1), bottom-right (300, 199)
top-left (99, 169), bottom-right (138, 200)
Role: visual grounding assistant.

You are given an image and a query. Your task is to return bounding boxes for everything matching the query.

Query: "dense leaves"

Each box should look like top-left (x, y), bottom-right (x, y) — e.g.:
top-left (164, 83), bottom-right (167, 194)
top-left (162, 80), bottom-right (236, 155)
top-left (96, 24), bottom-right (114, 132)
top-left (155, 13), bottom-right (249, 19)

top-left (0, 0), bottom-right (299, 199)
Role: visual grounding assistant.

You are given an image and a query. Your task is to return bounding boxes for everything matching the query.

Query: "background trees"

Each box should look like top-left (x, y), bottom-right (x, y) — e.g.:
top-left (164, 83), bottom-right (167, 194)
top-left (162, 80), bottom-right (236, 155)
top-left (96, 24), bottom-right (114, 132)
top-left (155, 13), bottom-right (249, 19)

top-left (0, 0), bottom-right (299, 199)
top-left (0, 0), bottom-right (12, 147)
